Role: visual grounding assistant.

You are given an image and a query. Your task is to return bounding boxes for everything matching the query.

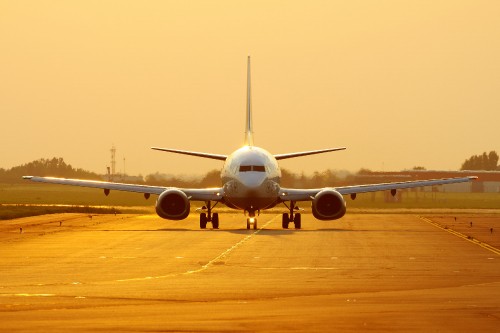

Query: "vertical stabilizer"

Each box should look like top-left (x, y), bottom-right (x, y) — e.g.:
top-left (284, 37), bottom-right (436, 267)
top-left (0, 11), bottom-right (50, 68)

top-left (245, 56), bottom-right (254, 146)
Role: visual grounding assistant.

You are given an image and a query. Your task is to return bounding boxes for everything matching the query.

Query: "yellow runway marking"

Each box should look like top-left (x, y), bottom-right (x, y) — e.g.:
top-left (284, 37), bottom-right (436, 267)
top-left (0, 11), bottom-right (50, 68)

top-left (260, 267), bottom-right (337, 270)
top-left (419, 216), bottom-right (500, 256)
top-left (115, 216), bottom-right (278, 282)
top-left (137, 215), bottom-right (157, 219)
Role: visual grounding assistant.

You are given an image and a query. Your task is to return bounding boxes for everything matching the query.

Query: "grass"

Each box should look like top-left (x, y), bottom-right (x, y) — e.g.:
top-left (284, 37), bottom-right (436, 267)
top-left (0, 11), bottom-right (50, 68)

top-left (0, 183), bottom-right (153, 207)
top-left (346, 191), bottom-right (500, 210)
top-left (0, 205), bottom-right (130, 220)
top-left (0, 183), bottom-right (153, 220)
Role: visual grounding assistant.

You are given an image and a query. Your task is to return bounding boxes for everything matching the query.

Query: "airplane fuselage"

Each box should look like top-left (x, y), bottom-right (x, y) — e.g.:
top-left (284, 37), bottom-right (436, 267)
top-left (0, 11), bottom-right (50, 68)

top-left (221, 146), bottom-right (281, 216)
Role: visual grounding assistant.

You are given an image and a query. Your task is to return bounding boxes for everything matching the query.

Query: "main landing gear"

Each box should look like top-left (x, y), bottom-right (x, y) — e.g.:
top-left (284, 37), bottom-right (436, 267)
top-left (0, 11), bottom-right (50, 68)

top-left (282, 201), bottom-right (301, 229)
top-left (199, 201), bottom-right (219, 229)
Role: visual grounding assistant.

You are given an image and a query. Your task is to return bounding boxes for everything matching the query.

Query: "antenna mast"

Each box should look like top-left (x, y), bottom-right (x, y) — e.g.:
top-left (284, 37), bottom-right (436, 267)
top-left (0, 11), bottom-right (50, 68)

top-left (110, 145), bottom-right (116, 178)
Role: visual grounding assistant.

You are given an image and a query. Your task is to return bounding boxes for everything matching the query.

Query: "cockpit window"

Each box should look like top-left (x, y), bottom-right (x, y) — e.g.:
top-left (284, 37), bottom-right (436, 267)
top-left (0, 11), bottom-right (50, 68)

top-left (239, 165), bottom-right (265, 172)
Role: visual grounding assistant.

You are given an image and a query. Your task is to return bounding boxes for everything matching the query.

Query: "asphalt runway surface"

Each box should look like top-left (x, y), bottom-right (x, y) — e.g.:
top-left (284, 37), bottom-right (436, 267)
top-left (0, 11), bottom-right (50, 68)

top-left (1, 212), bottom-right (499, 332)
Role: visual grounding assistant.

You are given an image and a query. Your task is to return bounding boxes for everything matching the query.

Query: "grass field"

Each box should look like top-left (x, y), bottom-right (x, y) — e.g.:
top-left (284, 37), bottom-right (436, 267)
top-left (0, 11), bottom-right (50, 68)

top-left (0, 183), bottom-right (152, 207)
top-left (0, 205), bottom-right (151, 220)
top-left (0, 183), bottom-right (154, 220)
top-left (346, 191), bottom-right (500, 210)
top-left (1, 183), bottom-right (499, 220)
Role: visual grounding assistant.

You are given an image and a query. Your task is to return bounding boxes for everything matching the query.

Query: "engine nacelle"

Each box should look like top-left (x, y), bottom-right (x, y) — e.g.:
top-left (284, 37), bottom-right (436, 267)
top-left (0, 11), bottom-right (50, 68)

top-left (312, 189), bottom-right (346, 220)
top-left (155, 189), bottom-right (190, 220)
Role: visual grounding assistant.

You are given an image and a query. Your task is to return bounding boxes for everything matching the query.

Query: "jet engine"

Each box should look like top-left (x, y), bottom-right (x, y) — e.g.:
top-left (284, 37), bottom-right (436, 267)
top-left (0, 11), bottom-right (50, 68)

top-left (312, 189), bottom-right (346, 220)
top-left (155, 189), bottom-right (190, 220)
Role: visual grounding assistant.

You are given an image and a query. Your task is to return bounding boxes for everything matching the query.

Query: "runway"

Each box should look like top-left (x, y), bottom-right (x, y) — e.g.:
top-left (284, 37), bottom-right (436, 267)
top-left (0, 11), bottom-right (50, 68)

top-left (1, 212), bottom-right (499, 332)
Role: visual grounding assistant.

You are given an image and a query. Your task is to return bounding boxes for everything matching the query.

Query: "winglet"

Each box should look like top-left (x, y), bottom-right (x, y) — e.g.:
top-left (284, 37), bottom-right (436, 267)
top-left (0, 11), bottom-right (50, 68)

top-left (244, 56), bottom-right (254, 146)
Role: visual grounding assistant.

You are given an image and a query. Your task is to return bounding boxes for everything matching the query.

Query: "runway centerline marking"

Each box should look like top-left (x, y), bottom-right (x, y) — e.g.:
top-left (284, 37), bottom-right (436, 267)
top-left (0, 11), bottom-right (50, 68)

top-left (419, 216), bottom-right (500, 256)
top-left (114, 215), bottom-right (279, 283)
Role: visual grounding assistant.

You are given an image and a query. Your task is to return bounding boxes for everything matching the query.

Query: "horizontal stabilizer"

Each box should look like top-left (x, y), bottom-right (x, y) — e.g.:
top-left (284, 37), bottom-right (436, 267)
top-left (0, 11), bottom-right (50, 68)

top-left (151, 147), bottom-right (227, 161)
top-left (274, 147), bottom-right (346, 160)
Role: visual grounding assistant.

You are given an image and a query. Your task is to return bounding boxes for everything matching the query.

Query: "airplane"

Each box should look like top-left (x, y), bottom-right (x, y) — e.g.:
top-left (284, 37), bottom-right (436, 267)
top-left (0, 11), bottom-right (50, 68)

top-left (23, 57), bottom-right (477, 230)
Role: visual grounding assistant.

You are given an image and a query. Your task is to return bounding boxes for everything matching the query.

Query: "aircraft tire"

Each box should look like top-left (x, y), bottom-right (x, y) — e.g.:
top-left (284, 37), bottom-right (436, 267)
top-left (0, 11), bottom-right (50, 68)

top-left (282, 213), bottom-right (289, 229)
top-left (294, 213), bottom-right (301, 229)
top-left (212, 213), bottom-right (219, 229)
top-left (200, 213), bottom-right (207, 229)
top-left (246, 218), bottom-right (250, 230)
top-left (253, 219), bottom-right (257, 230)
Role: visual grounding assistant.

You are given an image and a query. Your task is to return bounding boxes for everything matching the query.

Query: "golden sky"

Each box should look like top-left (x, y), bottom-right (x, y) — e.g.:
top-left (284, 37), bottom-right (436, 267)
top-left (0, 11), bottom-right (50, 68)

top-left (1, 1), bottom-right (499, 176)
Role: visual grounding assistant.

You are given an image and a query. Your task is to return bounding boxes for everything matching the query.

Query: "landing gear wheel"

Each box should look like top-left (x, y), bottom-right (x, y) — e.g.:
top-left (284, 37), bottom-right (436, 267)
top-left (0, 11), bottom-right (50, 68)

top-left (212, 213), bottom-right (219, 229)
top-left (246, 218), bottom-right (250, 230)
top-left (283, 201), bottom-right (302, 230)
top-left (200, 213), bottom-right (207, 229)
top-left (294, 213), bottom-right (301, 229)
top-left (282, 213), bottom-right (290, 229)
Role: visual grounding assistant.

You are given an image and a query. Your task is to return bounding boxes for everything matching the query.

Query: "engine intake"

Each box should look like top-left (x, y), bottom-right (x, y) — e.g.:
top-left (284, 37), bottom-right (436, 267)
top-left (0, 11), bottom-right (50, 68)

top-left (155, 189), bottom-right (190, 220)
top-left (312, 189), bottom-right (346, 220)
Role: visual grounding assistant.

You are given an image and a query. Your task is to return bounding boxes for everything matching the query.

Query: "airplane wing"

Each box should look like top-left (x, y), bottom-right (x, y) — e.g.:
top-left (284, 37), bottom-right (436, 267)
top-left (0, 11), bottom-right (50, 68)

top-left (279, 176), bottom-right (478, 201)
top-left (23, 176), bottom-right (223, 201)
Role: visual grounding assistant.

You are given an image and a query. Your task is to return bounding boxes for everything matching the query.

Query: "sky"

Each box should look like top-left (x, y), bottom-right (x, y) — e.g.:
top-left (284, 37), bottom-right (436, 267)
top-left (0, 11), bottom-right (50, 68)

top-left (1, 1), bottom-right (499, 177)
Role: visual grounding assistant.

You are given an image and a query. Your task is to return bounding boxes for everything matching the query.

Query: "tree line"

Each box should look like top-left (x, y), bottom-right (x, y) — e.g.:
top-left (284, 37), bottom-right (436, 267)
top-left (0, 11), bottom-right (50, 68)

top-left (460, 151), bottom-right (499, 171)
top-left (0, 158), bottom-right (101, 183)
top-left (0, 157), bottom-right (343, 187)
top-left (1, 151), bottom-right (498, 185)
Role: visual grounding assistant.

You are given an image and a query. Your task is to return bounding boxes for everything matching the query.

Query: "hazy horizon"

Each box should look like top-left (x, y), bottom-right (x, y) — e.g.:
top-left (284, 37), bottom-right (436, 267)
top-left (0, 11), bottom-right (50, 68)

top-left (2, 1), bottom-right (499, 177)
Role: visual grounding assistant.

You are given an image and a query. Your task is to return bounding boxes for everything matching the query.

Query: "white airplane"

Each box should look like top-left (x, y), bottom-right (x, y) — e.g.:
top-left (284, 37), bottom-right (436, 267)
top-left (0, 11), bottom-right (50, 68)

top-left (24, 57), bottom-right (477, 230)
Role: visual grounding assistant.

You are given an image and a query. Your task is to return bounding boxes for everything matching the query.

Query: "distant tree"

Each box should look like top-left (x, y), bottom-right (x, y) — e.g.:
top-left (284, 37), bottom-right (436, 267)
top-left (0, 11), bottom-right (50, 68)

top-left (144, 172), bottom-right (165, 185)
top-left (322, 169), bottom-right (338, 185)
top-left (488, 151), bottom-right (499, 170)
top-left (357, 168), bottom-right (373, 175)
top-left (412, 166), bottom-right (427, 170)
top-left (279, 168), bottom-right (340, 188)
top-left (144, 172), bottom-right (195, 187)
top-left (199, 169), bottom-right (221, 187)
top-left (310, 170), bottom-right (338, 187)
top-left (1, 158), bottom-right (101, 183)
top-left (280, 168), bottom-right (297, 187)
top-left (461, 151), bottom-right (499, 171)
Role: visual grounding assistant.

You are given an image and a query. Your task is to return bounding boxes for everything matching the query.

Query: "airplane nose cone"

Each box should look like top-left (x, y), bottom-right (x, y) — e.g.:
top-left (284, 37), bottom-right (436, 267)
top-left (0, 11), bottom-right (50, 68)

top-left (240, 173), bottom-right (266, 188)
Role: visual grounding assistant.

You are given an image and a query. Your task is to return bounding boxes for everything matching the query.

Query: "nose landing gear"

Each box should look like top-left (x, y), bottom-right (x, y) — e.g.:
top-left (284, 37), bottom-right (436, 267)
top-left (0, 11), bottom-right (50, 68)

top-left (246, 217), bottom-right (257, 230)
top-left (245, 209), bottom-right (259, 230)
